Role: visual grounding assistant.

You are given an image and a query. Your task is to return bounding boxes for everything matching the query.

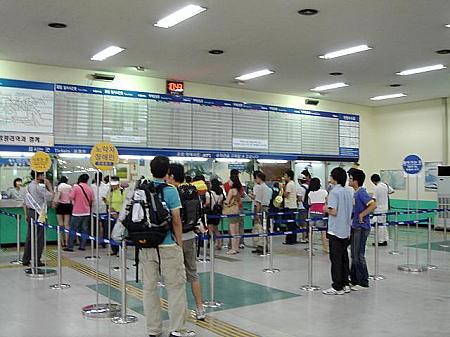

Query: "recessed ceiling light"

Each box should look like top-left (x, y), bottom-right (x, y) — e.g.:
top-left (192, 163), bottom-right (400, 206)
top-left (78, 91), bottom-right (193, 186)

top-left (445, 24), bottom-right (450, 28)
top-left (370, 93), bottom-right (406, 101)
top-left (135, 66), bottom-right (145, 71)
top-left (389, 83), bottom-right (402, 87)
top-left (154, 4), bottom-right (207, 28)
top-left (209, 49), bottom-right (224, 55)
top-left (319, 44), bottom-right (372, 59)
top-left (329, 72), bottom-right (343, 76)
top-left (235, 69), bottom-right (274, 81)
top-left (91, 46), bottom-right (125, 61)
top-left (436, 49), bottom-right (450, 54)
top-left (311, 82), bottom-right (348, 91)
top-left (48, 22), bottom-right (67, 29)
top-left (297, 9), bottom-right (319, 16)
top-left (396, 64), bottom-right (446, 75)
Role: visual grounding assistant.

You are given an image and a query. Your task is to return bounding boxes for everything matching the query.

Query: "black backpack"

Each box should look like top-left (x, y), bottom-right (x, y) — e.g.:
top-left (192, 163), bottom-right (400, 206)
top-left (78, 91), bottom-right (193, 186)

top-left (178, 184), bottom-right (202, 233)
top-left (122, 181), bottom-right (172, 249)
top-left (300, 185), bottom-right (310, 210)
top-left (207, 191), bottom-right (224, 215)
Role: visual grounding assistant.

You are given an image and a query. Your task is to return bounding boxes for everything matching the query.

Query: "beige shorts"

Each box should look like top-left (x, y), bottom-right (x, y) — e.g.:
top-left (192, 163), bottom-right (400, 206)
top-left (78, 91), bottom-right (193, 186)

top-left (182, 238), bottom-right (199, 282)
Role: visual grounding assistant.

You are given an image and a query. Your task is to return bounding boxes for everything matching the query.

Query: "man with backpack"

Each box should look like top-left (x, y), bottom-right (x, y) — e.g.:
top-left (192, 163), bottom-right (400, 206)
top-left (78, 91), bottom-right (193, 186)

top-left (168, 163), bottom-right (206, 321)
top-left (115, 156), bottom-right (195, 337)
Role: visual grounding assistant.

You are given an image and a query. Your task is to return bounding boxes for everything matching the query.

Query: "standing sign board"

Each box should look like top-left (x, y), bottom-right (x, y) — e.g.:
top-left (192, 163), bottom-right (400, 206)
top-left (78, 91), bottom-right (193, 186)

top-left (30, 151), bottom-right (52, 172)
top-left (402, 154), bottom-right (423, 175)
top-left (90, 142), bottom-right (119, 171)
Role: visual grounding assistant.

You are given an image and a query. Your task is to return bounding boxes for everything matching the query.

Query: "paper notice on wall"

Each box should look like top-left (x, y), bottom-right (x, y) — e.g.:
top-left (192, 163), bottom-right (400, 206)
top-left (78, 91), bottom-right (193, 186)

top-left (232, 138), bottom-right (268, 150)
top-left (0, 132), bottom-right (54, 146)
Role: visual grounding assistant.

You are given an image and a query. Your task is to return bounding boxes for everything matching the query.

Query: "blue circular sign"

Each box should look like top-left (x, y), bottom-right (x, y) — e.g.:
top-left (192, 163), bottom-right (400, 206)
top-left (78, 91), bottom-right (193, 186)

top-left (402, 154), bottom-right (423, 174)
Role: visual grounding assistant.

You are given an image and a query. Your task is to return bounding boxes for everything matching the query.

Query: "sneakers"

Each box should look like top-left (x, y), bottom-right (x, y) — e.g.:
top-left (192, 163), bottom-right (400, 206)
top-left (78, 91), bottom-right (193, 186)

top-left (322, 287), bottom-right (345, 295)
top-left (195, 308), bottom-right (206, 321)
top-left (169, 330), bottom-right (196, 337)
top-left (344, 285), bottom-right (351, 293)
top-left (351, 285), bottom-right (369, 291)
top-left (239, 244), bottom-right (245, 249)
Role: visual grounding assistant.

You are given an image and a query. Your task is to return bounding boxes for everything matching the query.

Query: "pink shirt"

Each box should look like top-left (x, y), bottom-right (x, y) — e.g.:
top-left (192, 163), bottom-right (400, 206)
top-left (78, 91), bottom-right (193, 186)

top-left (70, 183), bottom-right (93, 216)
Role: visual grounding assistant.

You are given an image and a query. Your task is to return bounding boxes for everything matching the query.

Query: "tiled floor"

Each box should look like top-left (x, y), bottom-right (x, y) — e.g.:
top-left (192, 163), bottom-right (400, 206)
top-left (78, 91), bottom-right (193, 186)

top-left (0, 227), bottom-right (449, 337)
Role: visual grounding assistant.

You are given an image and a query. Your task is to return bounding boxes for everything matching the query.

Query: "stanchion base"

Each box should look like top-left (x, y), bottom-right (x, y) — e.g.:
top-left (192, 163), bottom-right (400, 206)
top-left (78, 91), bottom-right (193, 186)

top-left (25, 268), bottom-right (57, 278)
top-left (388, 251), bottom-right (402, 255)
top-left (203, 301), bottom-right (223, 308)
top-left (10, 260), bottom-right (22, 265)
top-left (259, 253), bottom-right (270, 257)
top-left (197, 258), bottom-right (211, 263)
top-left (111, 315), bottom-right (138, 324)
top-left (300, 285), bottom-right (321, 291)
top-left (263, 268), bottom-right (280, 273)
top-left (438, 244), bottom-right (449, 248)
top-left (369, 274), bottom-right (386, 281)
top-left (427, 264), bottom-right (438, 270)
top-left (112, 266), bottom-right (130, 271)
top-left (81, 303), bottom-right (121, 318)
top-left (85, 256), bottom-right (100, 260)
top-left (397, 264), bottom-right (428, 272)
top-left (50, 283), bottom-right (71, 290)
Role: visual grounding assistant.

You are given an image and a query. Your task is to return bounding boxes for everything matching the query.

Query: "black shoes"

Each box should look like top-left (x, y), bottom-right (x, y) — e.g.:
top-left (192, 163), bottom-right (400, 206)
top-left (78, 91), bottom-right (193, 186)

top-left (63, 248), bottom-right (74, 252)
top-left (372, 241), bottom-right (388, 246)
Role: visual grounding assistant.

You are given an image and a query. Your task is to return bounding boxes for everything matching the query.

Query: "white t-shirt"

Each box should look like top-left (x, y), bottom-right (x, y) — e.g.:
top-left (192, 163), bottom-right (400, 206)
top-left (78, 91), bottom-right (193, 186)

top-left (296, 183), bottom-right (308, 209)
top-left (309, 189), bottom-right (328, 204)
top-left (252, 184), bottom-right (262, 209)
top-left (373, 182), bottom-right (393, 212)
top-left (285, 180), bottom-right (297, 209)
top-left (91, 182), bottom-right (109, 214)
top-left (255, 183), bottom-right (271, 207)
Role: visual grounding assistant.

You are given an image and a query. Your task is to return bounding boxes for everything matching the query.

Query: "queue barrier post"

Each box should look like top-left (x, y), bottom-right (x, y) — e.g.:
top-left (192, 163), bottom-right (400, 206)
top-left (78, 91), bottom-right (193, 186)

top-left (203, 233), bottom-right (223, 308)
top-left (197, 232), bottom-right (210, 263)
top-left (389, 212), bottom-right (401, 255)
top-left (300, 220), bottom-right (320, 291)
top-left (10, 213), bottom-right (22, 265)
top-left (50, 225), bottom-right (71, 290)
top-left (25, 219), bottom-right (56, 278)
top-left (426, 217), bottom-right (438, 270)
top-left (398, 221), bottom-right (428, 273)
top-left (369, 220), bottom-right (385, 281)
top-left (112, 240), bottom-right (138, 324)
top-left (260, 211), bottom-right (269, 257)
top-left (263, 218), bottom-right (280, 273)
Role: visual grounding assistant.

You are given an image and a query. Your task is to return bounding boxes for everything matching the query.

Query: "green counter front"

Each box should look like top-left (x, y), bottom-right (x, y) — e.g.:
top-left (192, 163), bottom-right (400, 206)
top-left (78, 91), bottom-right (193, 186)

top-left (0, 205), bottom-right (57, 245)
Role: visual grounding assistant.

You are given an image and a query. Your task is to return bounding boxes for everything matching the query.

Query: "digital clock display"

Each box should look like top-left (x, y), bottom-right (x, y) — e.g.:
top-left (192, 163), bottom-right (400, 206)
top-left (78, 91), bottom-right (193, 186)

top-left (166, 80), bottom-right (184, 96)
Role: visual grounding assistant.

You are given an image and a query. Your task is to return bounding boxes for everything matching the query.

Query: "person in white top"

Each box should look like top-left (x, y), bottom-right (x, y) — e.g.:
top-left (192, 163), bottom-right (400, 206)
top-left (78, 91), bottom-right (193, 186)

top-left (53, 176), bottom-right (72, 247)
top-left (251, 171), bottom-right (272, 254)
top-left (296, 172), bottom-right (310, 243)
top-left (205, 178), bottom-right (225, 250)
top-left (308, 177), bottom-right (329, 253)
top-left (283, 169), bottom-right (299, 244)
top-left (91, 172), bottom-right (110, 247)
top-left (370, 174), bottom-right (394, 246)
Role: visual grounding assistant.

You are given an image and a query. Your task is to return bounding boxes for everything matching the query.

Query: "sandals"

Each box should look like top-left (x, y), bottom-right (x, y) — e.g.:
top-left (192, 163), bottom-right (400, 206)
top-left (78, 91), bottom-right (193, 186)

top-left (226, 250), bottom-right (238, 255)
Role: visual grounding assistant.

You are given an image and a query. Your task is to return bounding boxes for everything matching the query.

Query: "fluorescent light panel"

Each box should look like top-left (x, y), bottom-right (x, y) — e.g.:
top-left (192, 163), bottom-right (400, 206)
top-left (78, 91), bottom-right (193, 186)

top-left (119, 155), bottom-right (155, 160)
top-left (91, 46), bottom-right (125, 61)
top-left (0, 151), bottom-right (33, 158)
top-left (169, 157), bottom-right (208, 162)
top-left (311, 82), bottom-right (348, 91)
top-left (215, 158), bottom-right (250, 163)
top-left (235, 69), bottom-right (274, 81)
top-left (257, 159), bottom-right (288, 164)
top-left (58, 153), bottom-right (90, 159)
top-left (445, 24), bottom-right (450, 28)
top-left (370, 93), bottom-right (406, 101)
top-left (154, 4), bottom-right (207, 28)
top-left (319, 44), bottom-right (372, 59)
top-left (396, 64), bottom-right (446, 76)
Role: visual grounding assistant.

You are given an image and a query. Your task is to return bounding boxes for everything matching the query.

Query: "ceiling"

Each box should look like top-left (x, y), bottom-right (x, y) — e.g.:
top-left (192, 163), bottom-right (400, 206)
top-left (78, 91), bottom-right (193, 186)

top-left (1, 0), bottom-right (450, 106)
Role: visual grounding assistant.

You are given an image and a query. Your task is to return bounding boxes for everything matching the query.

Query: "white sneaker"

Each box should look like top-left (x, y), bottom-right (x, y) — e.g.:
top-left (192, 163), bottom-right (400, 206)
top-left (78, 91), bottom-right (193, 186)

top-left (322, 287), bottom-right (344, 295)
top-left (351, 285), bottom-right (369, 291)
top-left (195, 308), bottom-right (206, 321)
top-left (344, 285), bottom-right (351, 293)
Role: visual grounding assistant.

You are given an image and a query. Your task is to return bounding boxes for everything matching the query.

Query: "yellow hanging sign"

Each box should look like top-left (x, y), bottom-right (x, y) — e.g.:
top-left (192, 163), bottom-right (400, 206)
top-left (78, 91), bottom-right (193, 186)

top-left (30, 151), bottom-right (52, 172)
top-left (90, 142), bottom-right (119, 171)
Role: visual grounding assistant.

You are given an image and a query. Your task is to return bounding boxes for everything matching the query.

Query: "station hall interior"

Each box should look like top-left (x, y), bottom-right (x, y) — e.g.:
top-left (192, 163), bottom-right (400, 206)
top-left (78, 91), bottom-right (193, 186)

top-left (0, 1), bottom-right (449, 337)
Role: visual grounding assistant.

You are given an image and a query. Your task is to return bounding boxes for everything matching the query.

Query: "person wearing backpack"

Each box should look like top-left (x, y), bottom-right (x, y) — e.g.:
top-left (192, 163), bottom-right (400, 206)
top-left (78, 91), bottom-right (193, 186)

top-left (205, 178), bottom-right (225, 250)
top-left (168, 163), bottom-right (206, 321)
top-left (64, 174), bottom-right (93, 252)
top-left (125, 156), bottom-right (194, 337)
top-left (105, 176), bottom-right (125, 255)
top-left (296, 173), bottom-right (310, 244)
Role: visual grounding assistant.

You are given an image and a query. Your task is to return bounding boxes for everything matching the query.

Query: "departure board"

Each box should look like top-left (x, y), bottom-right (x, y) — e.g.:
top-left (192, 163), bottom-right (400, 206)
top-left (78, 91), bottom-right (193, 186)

top-left (103, 89), bottom-right (147, 147)
top-left (54, 84), bottom-right (103, 145)
top-left (232, 104), bottom-right (269, 152)
top-left (148, 95), bottom-right (193, 149)
top-left (301, 114), bottom-right (339, 155)
top-left (268, 109), bottom-right (302, 153)
top-left (192, 99), bottom-right (233, 151)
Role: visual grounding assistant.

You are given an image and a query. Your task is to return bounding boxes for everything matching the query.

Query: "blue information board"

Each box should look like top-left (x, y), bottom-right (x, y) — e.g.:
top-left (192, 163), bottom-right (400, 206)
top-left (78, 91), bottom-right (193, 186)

top-left (402, 154), bottom-right (423, 174)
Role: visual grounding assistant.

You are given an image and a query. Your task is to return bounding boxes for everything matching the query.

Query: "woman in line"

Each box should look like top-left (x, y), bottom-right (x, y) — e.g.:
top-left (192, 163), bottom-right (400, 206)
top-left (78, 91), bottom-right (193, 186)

top-left (308, 177), bottom-right (329, 253)
top-left (223, 175), bottom-right (242, 254)
top-left (204, 178), bottom-right (225, 250)
top-left (53, 176), bottom-right (72, 247)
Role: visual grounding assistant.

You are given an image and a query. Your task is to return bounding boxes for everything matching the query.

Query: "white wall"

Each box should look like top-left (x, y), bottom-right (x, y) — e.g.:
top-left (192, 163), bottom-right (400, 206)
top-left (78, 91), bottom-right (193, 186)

top-left (372, 99), bottom-right (448, 200)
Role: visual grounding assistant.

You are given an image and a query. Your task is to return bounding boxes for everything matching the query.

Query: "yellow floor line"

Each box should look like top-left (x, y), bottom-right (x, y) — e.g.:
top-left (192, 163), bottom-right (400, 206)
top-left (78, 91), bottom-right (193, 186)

top-left (45, 250), bottom-right (260, 337)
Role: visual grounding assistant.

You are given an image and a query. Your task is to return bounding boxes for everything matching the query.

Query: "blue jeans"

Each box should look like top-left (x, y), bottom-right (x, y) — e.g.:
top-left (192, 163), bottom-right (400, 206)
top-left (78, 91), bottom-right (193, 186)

top-left (68, 215), bottom-right (90, 250)
top-left (350, 227), bottom-right (370, 287)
